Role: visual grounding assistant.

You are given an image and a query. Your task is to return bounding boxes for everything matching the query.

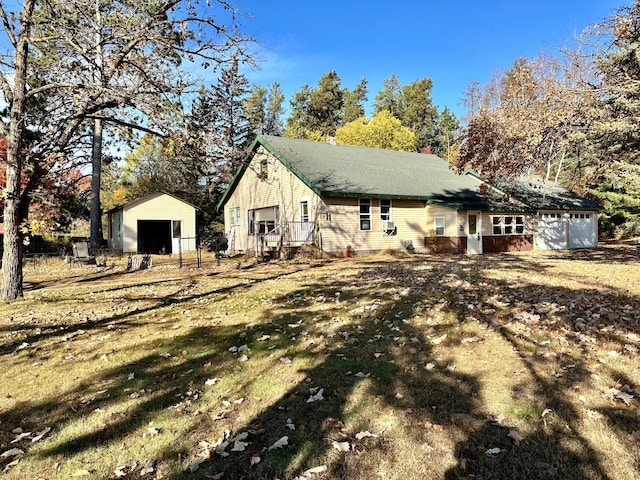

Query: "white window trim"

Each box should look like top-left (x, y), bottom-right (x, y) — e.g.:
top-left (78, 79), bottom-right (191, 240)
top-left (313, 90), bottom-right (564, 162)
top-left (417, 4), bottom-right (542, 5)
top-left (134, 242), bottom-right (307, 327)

top-left (380, 199), bottom-right (392, 229)
top-left (299, 199), bottom-right (310, 223)
top-left (230, 207), bottom-right (241, 227)
top-left (434, 216), bottom-right (445, 236)
top-left (359, 198), bottom-right (372, 231)
top-left (491, 215), bottom-right (525, 235)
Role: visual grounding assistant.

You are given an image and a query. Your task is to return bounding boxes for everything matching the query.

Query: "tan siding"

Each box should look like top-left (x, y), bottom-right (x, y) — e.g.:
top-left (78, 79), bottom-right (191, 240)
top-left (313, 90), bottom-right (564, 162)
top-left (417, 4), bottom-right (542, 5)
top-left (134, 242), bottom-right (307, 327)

top-left (225, 147), bottom-right (321, 253)
top-left (426, 205), bottom-right (462, 238)
top-left (319, 197), bottom-right (427, 254)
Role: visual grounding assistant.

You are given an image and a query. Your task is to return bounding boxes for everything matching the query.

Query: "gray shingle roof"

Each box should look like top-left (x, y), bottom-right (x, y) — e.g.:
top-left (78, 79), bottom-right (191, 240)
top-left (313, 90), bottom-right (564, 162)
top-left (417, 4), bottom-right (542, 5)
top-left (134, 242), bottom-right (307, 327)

top-left (259, 135), bottom-right (480, 199)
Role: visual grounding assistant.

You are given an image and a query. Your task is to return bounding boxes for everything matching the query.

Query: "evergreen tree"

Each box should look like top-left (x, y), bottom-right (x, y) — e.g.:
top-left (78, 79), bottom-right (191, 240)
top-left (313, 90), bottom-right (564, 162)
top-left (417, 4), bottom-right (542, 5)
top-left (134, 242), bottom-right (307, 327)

top-left (308, 70), bottom-right (344, 136)
top-left (585, 1), bottom-right (640, 238)
top-left (342, 78), bottom-right (368, 124)
top-left (373, 74), bottom-right (404, 119)
top-left (401, 77), bottom-right (438, 151)
top-left (245, 85), bottom-right (267, 135)
top-left (285, 84), bottom-right (314, 139)
top-left (264, 82), bottom-right (285, 136)
top-left (432, 106), bottom-right (461, 160)
top-left (209, 58), bottom-right (251, 180)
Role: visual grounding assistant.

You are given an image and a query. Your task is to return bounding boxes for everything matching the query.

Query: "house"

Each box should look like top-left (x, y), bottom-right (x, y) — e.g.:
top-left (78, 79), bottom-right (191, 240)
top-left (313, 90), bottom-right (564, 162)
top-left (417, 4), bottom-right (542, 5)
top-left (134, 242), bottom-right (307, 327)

top-left (218, 135), bottom-right (600, 257)
top-left (106, 192), bottom-right (197, 254)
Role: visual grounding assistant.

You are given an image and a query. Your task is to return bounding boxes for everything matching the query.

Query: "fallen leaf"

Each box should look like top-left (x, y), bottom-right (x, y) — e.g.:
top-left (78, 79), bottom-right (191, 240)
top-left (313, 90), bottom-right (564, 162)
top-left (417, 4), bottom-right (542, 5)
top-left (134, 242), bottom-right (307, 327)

top-left (508, 429), bottom-right (523, 445)
top-left (431, 334), bottom-right (447, 345)
top-left (140, 459), bottom-right (156, 475)
top-left (462, 336), bottom-right (483, 343)
top-left (488, 414), bottom-right (505, 425)
top-left (128, 372), bottom-right (135, 380)
top-left (205, 378), bottom-right (218, 386)
top-left (10, 432), bottom-right (32, 443)
top-left (231, 439), bottom-right (249, 452)
top-left (1, 448), bottom-right (24, 458)
top-left (332, 440), bottom-right (350, 452)
top-left (250, 455), bottom-right (261, 466)
top-left (72, 469), bottom-right (92, 477)
top-left (307, 388), bottom-right (324, 403)
top-left (295, 465), bottom-right (328, 479)
top-left (188, 457), bottom-right (207, 472)
top-left (485, 447), bottom-right (501, 456)
top-left (605, 388), bottom-right (634, 405)
top-left (31, 427), bottom-right (51, 443)
top-left (355, 430), bottom-right (377, 440)
top-left (268, 436), bottom-right (289, 450)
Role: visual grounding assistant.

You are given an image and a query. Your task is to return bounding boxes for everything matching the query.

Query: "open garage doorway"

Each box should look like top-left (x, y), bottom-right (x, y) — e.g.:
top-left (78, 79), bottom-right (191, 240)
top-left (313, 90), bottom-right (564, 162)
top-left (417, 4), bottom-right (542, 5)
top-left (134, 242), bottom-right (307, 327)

top-left (137, 220), bottom-right (172, 254)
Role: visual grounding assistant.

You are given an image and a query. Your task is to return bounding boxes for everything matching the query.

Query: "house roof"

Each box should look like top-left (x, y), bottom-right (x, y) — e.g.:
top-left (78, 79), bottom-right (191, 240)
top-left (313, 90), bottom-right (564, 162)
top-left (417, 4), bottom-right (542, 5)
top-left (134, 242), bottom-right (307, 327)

top-left (219, 135), bottom-right (530, 212)
top-left (106, 191), bottom-right (199, 215)
top-left (506, 179), bottom-right (603, 211)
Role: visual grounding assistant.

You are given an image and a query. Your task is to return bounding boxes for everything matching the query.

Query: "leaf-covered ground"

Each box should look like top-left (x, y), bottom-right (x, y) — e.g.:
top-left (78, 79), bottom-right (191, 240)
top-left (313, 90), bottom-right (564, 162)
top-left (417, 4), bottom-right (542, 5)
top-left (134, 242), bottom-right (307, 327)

top-left (1, 243), bottom-right (639, 479)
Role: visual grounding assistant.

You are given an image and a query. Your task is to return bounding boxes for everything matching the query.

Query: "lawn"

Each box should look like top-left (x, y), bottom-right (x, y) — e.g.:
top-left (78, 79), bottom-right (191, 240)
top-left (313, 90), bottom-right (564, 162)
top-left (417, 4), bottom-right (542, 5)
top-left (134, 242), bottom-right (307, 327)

top-left (1, 244), bottom-right (639, 479)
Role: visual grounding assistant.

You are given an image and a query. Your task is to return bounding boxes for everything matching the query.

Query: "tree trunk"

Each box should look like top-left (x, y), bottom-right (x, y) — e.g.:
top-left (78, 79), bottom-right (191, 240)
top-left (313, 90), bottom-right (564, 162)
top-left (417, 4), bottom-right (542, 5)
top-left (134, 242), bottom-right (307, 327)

top-left (89, 118), bottom-right (103, 250)
top-left (1, 0), bottom-right (36, 301)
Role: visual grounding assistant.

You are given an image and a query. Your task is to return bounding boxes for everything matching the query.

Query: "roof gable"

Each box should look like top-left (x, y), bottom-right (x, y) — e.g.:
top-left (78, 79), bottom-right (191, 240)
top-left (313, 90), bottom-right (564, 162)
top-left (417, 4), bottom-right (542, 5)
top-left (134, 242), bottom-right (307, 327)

top-left (107, 191), bottom-right (198, 214)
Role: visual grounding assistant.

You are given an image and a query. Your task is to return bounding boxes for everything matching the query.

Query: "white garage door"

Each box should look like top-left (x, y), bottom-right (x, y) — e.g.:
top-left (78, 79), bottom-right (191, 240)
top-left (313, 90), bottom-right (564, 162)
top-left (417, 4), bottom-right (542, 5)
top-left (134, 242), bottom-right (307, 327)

top-left (537, 212), bottom-right (566, 250)
top-left (569, 212), bottom-right (597, 249)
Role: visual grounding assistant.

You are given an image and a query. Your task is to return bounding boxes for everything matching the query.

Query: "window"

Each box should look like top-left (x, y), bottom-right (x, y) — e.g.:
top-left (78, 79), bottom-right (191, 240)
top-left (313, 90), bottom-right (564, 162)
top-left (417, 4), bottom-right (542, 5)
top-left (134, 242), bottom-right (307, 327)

top-left (299, 200), bottom-right (310, 222)
top-left (380, 199), bottom-right (392, 226)
top-left (491, 215), bottom-right (525, 235)
top-left (434, 217), bottom-right (445, 236)
top-left (359, 199), bottom-right (371, 231)
top-left (259, 159), bottom-right (268, 179)
top-left (172, 220), bottom-right (182, 239)
top-left (230, 207), bottom-right (241, 227)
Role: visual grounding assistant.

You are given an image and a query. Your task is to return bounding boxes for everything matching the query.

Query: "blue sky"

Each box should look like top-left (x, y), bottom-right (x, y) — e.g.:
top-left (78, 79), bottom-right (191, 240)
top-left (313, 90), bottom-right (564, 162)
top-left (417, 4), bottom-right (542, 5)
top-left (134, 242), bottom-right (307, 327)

top-left (236, 0), bottom-right (627, 120)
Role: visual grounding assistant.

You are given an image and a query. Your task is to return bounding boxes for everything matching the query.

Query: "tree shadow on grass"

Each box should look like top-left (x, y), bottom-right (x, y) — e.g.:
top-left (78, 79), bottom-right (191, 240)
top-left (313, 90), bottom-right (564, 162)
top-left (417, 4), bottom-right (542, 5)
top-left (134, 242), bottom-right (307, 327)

top-left (2, 250), bottom-right (638, 479)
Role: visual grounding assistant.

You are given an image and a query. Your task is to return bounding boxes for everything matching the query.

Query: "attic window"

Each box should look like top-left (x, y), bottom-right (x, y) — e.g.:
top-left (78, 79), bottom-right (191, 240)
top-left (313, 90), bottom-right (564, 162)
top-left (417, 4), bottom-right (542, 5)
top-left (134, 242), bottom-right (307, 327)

top-left (259, 159), bottom-right (268, 179)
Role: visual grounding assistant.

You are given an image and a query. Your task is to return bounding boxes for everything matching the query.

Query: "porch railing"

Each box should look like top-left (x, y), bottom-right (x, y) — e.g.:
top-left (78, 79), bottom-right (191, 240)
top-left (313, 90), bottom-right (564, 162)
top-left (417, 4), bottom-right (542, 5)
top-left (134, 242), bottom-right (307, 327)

top-left (262, 221), bottom-right (316, 247)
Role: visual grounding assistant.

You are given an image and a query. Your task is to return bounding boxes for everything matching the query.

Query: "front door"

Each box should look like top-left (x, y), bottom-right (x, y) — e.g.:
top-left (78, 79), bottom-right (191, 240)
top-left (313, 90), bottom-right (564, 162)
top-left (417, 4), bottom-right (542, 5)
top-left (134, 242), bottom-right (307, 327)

top-left (467, 212), bottom-right (483, 254)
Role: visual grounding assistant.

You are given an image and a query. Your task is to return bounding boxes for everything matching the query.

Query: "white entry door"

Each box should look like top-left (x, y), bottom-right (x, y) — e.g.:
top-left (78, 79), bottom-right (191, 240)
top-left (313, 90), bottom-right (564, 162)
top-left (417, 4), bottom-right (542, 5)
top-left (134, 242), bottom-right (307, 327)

top-left (467, 212), bottom-right (483, 254)
top-left (299, 200), bottom-right (314, 243)
top-left (171, 220), bottom-right (182, 254)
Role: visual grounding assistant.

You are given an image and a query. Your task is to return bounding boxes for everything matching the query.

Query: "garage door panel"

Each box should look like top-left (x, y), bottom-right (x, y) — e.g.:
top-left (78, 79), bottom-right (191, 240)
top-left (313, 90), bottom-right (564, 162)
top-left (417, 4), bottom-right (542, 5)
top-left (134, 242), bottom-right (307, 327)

top-left (537, 213), bottom-right (566, 250)
top-left (569, 213), bottom-right (596, 249)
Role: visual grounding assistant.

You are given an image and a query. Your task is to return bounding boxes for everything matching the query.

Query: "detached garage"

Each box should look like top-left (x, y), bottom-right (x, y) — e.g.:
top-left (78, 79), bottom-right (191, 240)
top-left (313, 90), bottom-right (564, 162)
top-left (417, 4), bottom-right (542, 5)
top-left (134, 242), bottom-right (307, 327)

top-left (107, 192), bottom-right (198, 254)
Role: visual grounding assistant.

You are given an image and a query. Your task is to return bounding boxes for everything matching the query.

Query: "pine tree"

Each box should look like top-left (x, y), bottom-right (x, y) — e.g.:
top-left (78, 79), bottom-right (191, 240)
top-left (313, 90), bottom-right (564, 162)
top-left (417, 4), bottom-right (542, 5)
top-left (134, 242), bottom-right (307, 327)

top-left (264, 82), bottom-right (285, 136)
top-left (342, 78), bottom-right (368, 124)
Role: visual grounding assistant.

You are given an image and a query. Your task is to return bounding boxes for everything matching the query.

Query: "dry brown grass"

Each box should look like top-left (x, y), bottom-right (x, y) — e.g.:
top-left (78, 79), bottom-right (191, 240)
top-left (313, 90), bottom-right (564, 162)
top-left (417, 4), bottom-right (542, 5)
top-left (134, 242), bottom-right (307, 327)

top-left (1, 243), bottom-right (639, 479)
